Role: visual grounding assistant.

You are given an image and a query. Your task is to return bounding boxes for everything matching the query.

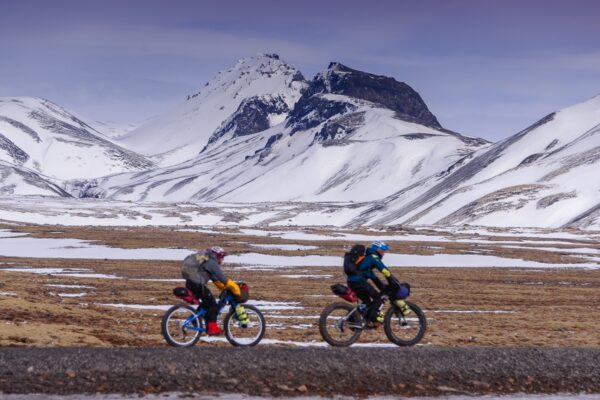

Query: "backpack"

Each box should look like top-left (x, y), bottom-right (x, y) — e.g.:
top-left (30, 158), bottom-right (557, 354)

top-left (343, 244), bottom-right (366, 276)
top-left (181, 253), bottom-right (209, 284)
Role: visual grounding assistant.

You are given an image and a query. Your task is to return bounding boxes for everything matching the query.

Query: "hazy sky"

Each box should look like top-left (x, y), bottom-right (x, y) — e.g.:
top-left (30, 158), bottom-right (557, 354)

top-left (1, 0), bottom-right (599, 141)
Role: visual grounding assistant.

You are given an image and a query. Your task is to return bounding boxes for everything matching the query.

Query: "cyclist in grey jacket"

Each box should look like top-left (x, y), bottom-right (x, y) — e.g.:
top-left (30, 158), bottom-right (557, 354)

top-left (184, 246), bottom-right (244, 336)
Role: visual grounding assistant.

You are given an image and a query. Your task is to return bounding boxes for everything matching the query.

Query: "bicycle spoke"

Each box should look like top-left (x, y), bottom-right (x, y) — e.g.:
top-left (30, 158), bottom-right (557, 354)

top-left (384, 302), bottom-right (427, 346)
top-left (319, 303), bottom-right (363, 346)
top-left (225, 305), bottom-right (265, 346)
top-left (162, 305), bottom-right (202, 347)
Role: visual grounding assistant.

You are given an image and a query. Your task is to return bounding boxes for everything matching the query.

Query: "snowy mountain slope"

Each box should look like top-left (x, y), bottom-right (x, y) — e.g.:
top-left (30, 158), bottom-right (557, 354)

top-left (0, 160), bottom-right (70, 197)
top-left (360, 95), bottom-right (600, 229)
top-left (0, 97), bottom-right (153, 180)
top-left (78, 63), bottom-right (487, 203)
top-left (88, 120), bottom-right (141, 140)
top-left (119, 54), bottom-right (308, 166)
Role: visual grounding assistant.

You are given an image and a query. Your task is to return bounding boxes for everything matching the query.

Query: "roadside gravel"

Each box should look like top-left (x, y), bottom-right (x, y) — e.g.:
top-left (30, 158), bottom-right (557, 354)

top-left (1, 347), bottom-right (600, 397)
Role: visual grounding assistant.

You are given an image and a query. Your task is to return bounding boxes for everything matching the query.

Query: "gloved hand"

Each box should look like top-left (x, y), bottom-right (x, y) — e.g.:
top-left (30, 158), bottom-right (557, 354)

top-left (381, 268), bottom-right (391, 278)
top-left (224, 279), bottom-right (241, 296)
top-left (386, 274), bottom-right (399, 285)
top-left (214, 281), bottom-right (226, 290)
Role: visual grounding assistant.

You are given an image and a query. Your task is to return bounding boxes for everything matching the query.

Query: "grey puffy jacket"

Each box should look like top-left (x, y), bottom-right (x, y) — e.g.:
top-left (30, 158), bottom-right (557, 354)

top-left (181, 252), bottom-right (227, 285)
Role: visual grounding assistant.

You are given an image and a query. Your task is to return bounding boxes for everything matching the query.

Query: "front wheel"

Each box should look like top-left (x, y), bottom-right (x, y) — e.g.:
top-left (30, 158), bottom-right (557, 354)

top-left (223, 304), bottom-right (266, 347)
top-left (161, 304), bottom-right (203, 347)
top-left (384, 301), bottom-right (427, 346)
top-left (319, 302), bottom-right (363, 347)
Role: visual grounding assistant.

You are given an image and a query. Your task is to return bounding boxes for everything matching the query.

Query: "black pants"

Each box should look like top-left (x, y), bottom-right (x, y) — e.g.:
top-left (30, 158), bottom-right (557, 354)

top-left (348, 280), bottom-right (383, 322)
top-left (186, 280), bottom-right (218, 322)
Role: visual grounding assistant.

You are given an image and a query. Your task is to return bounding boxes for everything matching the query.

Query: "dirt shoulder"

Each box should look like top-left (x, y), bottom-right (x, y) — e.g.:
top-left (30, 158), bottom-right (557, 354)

top-left (1, 347), bottom-right (600, 397)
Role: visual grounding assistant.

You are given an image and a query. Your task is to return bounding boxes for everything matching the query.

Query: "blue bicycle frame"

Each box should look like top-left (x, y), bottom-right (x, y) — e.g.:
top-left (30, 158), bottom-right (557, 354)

top-left (182, 291), bottom-right (239, 332)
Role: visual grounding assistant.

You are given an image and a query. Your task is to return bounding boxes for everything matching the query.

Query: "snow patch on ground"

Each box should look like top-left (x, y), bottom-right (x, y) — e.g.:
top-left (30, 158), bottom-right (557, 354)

top-left (47, 284), bottom-right (94, 289)
top-left (431, 309), bottom-right (517, 314)
top-left (0, 234), bottom-right (192, 260)
top-left (98, 303), bottom-right (171, 311)
top-left (96, 300), bottom-right (302, 312)
top-left (51, 292), bottom-right (88, 298)
top-left (1, 267), bottom-right (120, 279)
top-left (249, 243), bottom-right (319, 250)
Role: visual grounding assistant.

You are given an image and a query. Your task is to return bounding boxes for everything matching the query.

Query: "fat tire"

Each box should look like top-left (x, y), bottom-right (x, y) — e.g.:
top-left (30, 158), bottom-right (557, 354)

top-left (383, 301), bottom-right (427, 346)
top-left (161, 304), bottom-right (202, 347)
top-left (319, 302), bottom-right (363, 347)
top-left (223, 304), bottom-right (266, 347)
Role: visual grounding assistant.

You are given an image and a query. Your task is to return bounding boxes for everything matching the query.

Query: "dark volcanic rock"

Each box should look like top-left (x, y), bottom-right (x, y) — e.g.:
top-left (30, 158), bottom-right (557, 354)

top-left (286, 95), bottom-right (355, 135)
top-left (208, 95), bottom-right (290, 146)
top-left (303, 62), bottom-right (441, 128)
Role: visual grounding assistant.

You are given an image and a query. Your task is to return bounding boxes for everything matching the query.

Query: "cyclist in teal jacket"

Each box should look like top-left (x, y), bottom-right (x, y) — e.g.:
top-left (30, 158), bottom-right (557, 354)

top-left (347, 241), bottom-right (392, 324)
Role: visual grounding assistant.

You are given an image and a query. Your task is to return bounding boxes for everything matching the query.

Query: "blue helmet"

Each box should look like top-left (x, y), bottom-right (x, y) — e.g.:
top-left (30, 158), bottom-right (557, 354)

top-left (370, 241), bottom-right (389, 252)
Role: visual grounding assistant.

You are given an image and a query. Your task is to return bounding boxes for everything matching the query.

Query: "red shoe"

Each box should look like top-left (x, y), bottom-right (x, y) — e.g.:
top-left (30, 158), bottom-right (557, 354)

top-left (206, 321), bottom-right (223, 336)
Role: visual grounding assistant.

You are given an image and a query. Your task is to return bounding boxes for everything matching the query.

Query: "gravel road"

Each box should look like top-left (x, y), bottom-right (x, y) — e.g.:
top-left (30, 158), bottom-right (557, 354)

top-left (1, 347), bottom-right (600, 397)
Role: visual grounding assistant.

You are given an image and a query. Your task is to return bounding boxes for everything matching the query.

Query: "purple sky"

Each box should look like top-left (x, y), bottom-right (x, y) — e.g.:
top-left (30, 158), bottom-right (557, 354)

top-left (1, 0), bottom-right (599, 141)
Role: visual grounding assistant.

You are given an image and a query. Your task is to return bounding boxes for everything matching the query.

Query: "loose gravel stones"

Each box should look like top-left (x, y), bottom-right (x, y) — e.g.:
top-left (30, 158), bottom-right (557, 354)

top-left (1, 347), bottom-right (600, 397)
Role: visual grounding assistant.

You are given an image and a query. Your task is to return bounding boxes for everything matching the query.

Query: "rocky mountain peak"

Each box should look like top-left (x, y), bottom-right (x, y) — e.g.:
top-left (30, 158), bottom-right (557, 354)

top-left (305, 63), bottom-right (441, 129)
top-left (233, 53), bottom-right (299, 76)
top-left (187, 53), bottom-right (307, 103)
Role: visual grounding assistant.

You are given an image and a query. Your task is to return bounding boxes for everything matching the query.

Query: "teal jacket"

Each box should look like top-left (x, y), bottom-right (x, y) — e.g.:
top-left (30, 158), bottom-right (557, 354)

top-left (347, 248), bottom-right (388, 283)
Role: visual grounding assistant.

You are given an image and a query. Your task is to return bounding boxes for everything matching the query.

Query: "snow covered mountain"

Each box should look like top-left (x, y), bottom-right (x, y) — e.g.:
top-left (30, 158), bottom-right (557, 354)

top-left (78, 62), bottom-right (488, 202)
top-left (0, 160), bottom-right (70, 197)
top-left (119, 53), bottom-right (308, 166)
top-left (0, 97), bottom-right (153, 182)
top-left (88, 120), bottom-right (141, 140)
top-left (357, 95), bottom-right (600, 229)
top-left (3, 54), bottom-right (598, 230)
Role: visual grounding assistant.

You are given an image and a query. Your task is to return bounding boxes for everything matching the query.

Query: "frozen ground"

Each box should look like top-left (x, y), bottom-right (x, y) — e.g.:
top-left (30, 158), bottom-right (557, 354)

top-left (1, 197), bottom-right (600, 232)
top-left (0, 228), bottom-right (598, 267)
top-left (1, 219), bottom-right (598, 348)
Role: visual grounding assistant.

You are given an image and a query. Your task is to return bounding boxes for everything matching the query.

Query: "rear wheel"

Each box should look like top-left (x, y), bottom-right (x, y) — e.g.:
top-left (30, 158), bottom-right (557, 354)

top-left (383, 301), bottom-right (427, 346)
top-left (161, 304), bottom-right (203, 347)
top-left (319, 302), bottom-right (363, 347)
top-left (223, 304), bottom-right (266, 347)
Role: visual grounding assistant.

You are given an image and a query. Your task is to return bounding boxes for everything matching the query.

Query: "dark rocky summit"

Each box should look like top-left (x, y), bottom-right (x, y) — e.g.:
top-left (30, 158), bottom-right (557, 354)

top-left (305, 62), bottom-right (441, 128)
top-left (286, 62), bottom-right (443, 139)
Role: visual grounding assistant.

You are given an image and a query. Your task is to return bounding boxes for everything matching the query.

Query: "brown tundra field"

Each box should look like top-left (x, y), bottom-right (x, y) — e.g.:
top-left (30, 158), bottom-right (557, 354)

top-left (1, 223), bottom-right (599, 348)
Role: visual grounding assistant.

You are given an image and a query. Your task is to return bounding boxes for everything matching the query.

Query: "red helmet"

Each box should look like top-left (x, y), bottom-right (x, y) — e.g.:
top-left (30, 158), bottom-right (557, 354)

top-left (208, 246), bottom-right (227, 262)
